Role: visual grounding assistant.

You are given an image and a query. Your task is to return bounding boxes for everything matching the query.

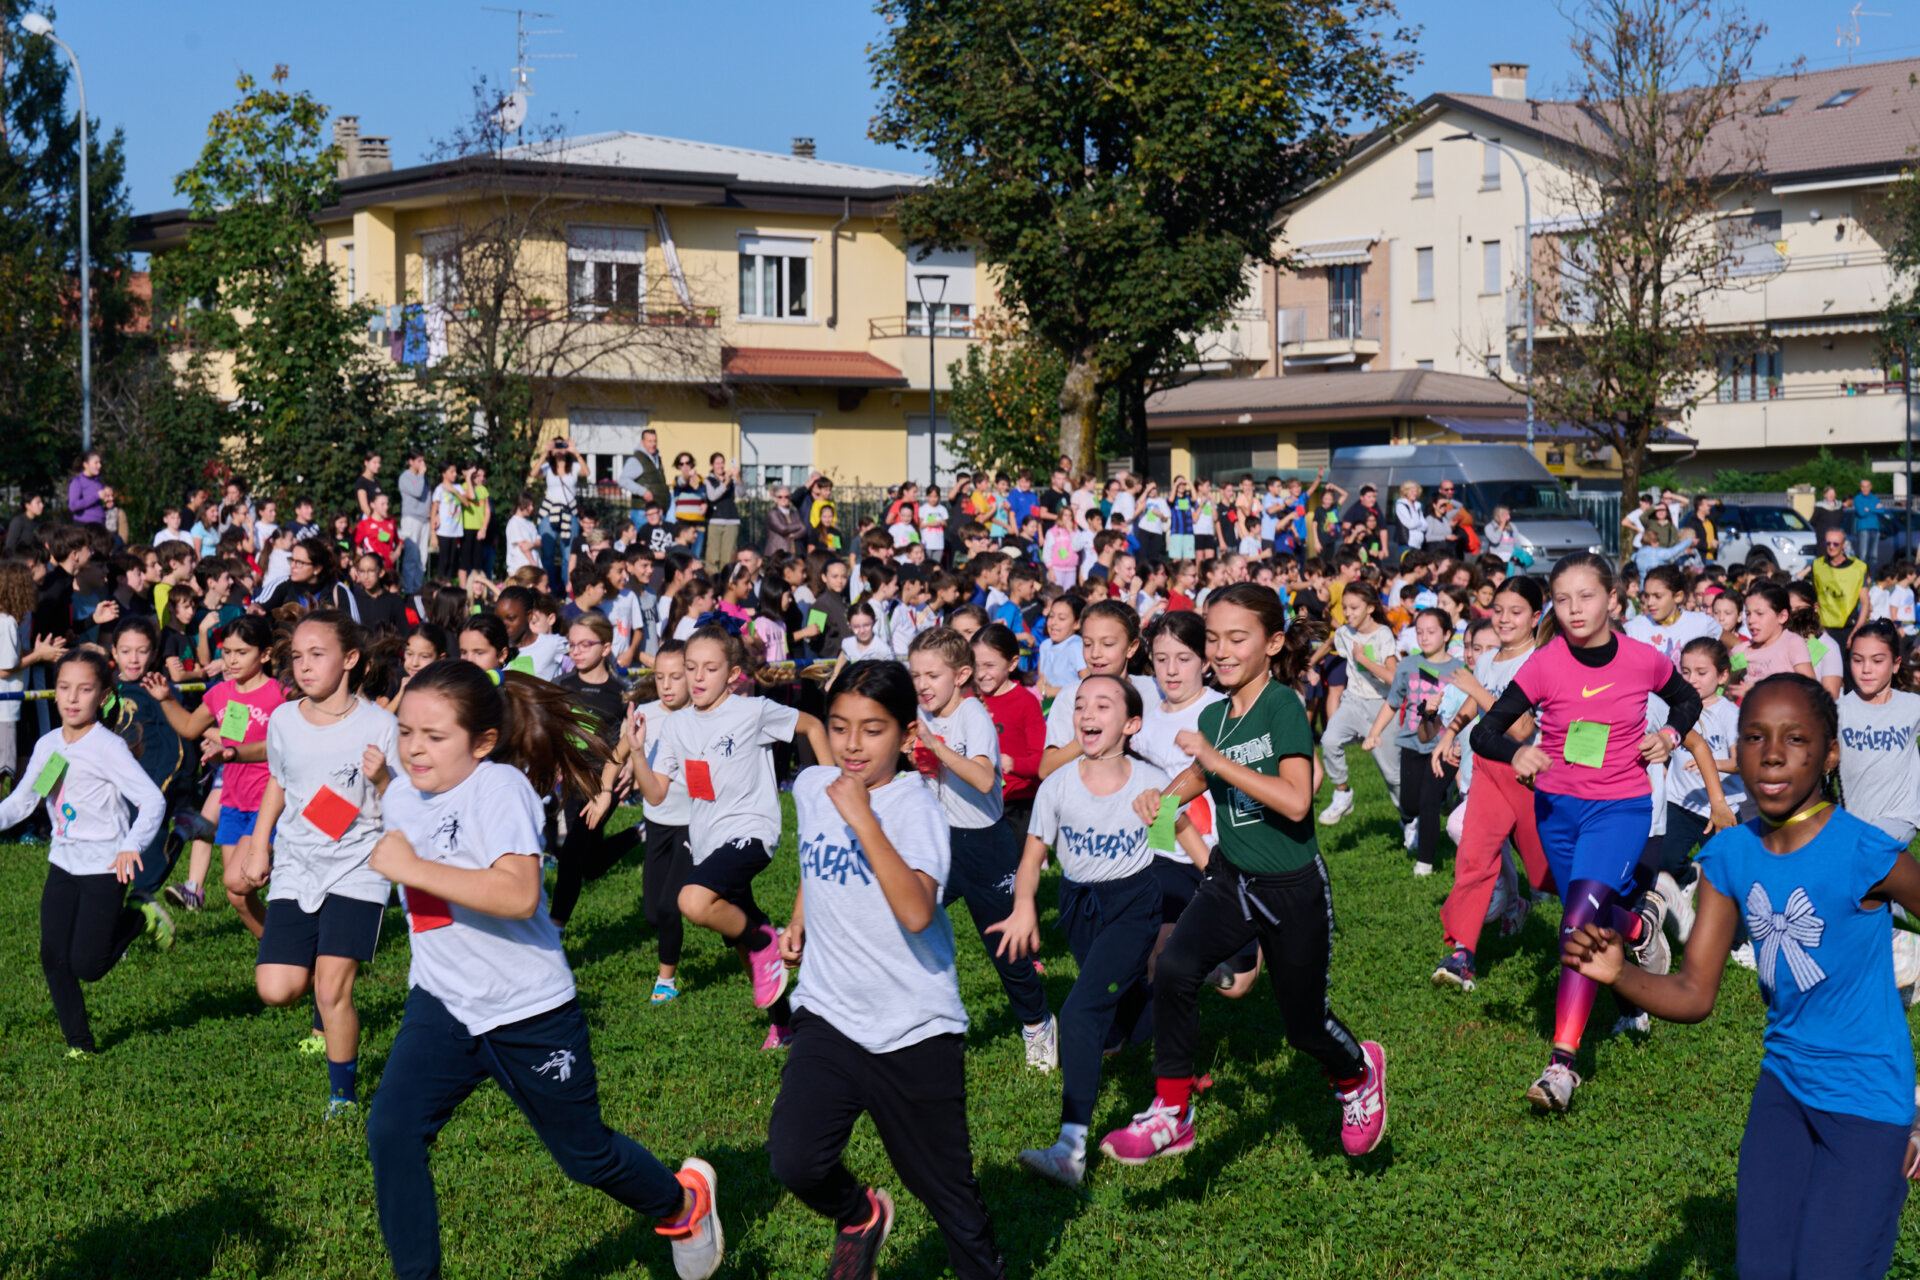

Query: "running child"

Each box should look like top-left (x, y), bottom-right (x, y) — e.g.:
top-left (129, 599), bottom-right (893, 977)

top-left (628, 624), bottom-right (831, 1047)
top-left (994, 674), bottom-right (1169, 1186)
top-left (1101, 584), bottom-right (1389, 1164)
top-left (1469, 553), bottom-right (1732, 1113)
top-left (104, 617), bottom-right (196, 937)
top-left (907, 626), bottom-right (1057, 1070)
top-left (1562, 672), bottom-right (1920, 1280)
top-left (1038, 600), bottom-right (1160, 779)
top-left (1312, 582), bottom-right (1401, 824)
top-left (1732, 583), bottom-right (1815, 697)
top-left (145, 613), bottom-right (285, 938)
top-left (620, 639), bottom-right (694, 1002)
top-left (768, 661), bottom-right (1005, 1280)
top-left (970, 624), bottom-right (1043, 836)
top-left (549, 614), bottom-right (640, 930)
top-left (239, 611), bottom-right (400, 1118)
top-left (0, 650), bottom-right (167, 1055)
top-left (366, 660), bottom-right (722, 1280)
top-left (1362, 608), bottom-right (1461, 874)
top-left (1624, 565), bottom-right (1721, 664)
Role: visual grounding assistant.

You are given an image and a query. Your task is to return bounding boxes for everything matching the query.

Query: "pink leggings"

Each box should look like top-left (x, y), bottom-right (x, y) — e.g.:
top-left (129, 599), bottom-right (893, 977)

top-left (1438, 757), bottom-right (1551, 953)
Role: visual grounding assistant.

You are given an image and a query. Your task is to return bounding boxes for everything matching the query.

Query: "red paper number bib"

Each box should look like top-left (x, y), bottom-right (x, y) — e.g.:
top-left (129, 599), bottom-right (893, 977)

top-left (685, 759), bottom-right (716, 802)
top-left (405, 886), bottom-right (454, 932)
top-left (301, 785), bottom-right (359, 841)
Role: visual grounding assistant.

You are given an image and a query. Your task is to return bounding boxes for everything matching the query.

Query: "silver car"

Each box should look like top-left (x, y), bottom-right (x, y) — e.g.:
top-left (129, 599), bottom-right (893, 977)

top-left (1712, 504), bottom-right (1817, 576)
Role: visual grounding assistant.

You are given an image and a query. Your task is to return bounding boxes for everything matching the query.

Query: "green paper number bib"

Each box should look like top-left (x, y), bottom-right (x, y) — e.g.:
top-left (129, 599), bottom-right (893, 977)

top-left (1563, 719), bottom-right (1610, 769)
top-left (1147, 795), bottom-right (1180, 853)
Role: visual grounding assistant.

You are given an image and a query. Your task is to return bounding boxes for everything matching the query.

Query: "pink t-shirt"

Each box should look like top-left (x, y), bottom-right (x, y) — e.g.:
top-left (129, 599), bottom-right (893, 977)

top-left (1511, 634), bottom-right (1675, 800)
top-left (202, 678), bottom-right (287, 812)
top-left (1737, 631), bottom-right (1810, 687)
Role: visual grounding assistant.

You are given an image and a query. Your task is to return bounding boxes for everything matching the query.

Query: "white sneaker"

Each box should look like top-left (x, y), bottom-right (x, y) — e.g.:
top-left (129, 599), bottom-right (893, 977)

top-left (1023, 1014), bottom-right (1060, 1073)
top-left (1656, 872), bottom-right (1696, 946)
top-left (1893, 932), bottom-right (1920, 1007)
top-left (1412, 861), bottom-right (1434, 878)
top-left (1611, 1011), bottom-right (1651, 1036)
top-left (1730, 941), bottom-right (1757, 971)
top-left (660, 1158), bottom-right (723, 1280)
top-left (1403, 820), bottom-right (1418, 850)
top-left (1633, 899), bottom-right (1671, 976)
top-left (1318, 789), bottom-right (1356, 826)
top-left (1017, 1140), bottom-right (1086, 1186)
top-left (1526, 1062), bottom-right (1582, 1114)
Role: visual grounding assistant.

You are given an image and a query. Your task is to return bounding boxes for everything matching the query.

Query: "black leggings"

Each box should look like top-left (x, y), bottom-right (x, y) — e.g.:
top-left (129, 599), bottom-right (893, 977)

top-left (1399, 746), bottom-right (1457, 867)
top-left (642, 820), bottom-right (692, 967)
top-left (768, 1010), bottom-right (1004, 1280)
top-left (1152, 859), bottom-right (1365, 1085)
top-left (548, 800), bottom-right (639, 927)
top-left (41, 865), bottom-right (145, 1051)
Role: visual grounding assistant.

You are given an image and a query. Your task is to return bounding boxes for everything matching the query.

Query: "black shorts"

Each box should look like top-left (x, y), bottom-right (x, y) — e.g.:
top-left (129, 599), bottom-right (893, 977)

top-left (685, 837), bottom-right (772, 912)
top-left (257, 894), bottom-right (385, 967)
top-left (1152, 856), bottom-right (1203, 923)
top-left (1195, 534), bottom-right (1218, 553)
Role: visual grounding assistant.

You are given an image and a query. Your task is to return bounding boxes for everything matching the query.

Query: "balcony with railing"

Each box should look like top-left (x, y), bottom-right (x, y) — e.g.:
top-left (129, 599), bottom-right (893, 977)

top-left (1687, 376), bottom-right (1915, 450)
top-left (1277, 301), bottom-right (1382, 357)
top-left (1188, 307), bottom-right (1270, 367)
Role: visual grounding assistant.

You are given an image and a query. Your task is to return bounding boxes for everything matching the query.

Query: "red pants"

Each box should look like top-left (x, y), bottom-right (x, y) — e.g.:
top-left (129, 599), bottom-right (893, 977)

top-left (1439, 757), bottom-right (1550, 953)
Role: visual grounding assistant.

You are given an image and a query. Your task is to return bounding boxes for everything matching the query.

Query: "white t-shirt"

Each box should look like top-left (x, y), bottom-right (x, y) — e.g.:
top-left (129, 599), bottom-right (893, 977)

top-left (1134, 688), bottom-right (1225, 865)
top-left (253, 520), bottom-right (279, 550)
top-left (521, 632), bottom-right (567, 682)
top-left (383, 762), bottom-right (574, 1036)
top-left (505, 515), bottom-right (540, 574)
top-left (433, 484), bottom-right (466, 539)
top-left (0, 723), bottom-right (167, 876)
top-left (1808, 632), bottom-right (1844, 685)
top-left (651, 693), bottom-right (799, 858)
top-left (606, 589), bottom-right (643, 658)
top-left (265, 699), bottom-right (402, 912)
top-left (789, 766), bottom-right (966, 1053)
top-left (1892, 585), bottom-right (1917, 632)
top-left (0, 612), bottom-right (21, 724)
top-left (635, 700), bottom-right (691, 827)
top-left (1870, 585), bottom-right (1894, 623)
top-left (1027, 757), bottom-right (1169, 883)
top-left (918, 698), bottom-right (1002, 828)
top-left (1073, 530), bottom-right (1097, 578)
top-left (841, 635), bottom-right (895, 662)
top-left (1668, 697), bottom-right (1746, 817)
top-left (890, 603), bottom-right (932, 658)
top-left (1332, 624), bottom-right (1396, 702)
top-left (921, 503), bottom-right (949, 553)
top-left (153, 528), bottom-right (195, 549)
top-left (1623, 611), bottom-right (1721, 666)
top-left (1109, 490), bottom-right (1137, 523)
top-left (1044, 675), bottom-right (1162, 748)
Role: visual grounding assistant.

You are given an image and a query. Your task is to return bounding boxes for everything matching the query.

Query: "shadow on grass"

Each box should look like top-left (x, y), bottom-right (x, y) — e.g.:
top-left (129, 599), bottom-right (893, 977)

top-left (10, 1186), bottom-right (290, 1279)
top-left (105, 983), bottom-right (266, 1048)
top-left (543, 1142), bottom-right (784, 1280)
top-left (1590, 1192), bottom-right (1735, 1279)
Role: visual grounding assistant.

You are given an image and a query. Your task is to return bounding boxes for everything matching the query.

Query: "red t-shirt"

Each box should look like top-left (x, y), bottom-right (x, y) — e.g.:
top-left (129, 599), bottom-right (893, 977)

top-left (1167, 590), bottom-right (1195, 613)
top-left (982, 682), bottom-right (1045, 802)
top-left (355, 517), bottom-right (399, 565)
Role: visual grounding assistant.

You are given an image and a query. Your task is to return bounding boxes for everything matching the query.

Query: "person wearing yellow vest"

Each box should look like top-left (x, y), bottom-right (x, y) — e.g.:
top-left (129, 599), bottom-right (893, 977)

top-left (1807, 527), bottom-right (1871, 645)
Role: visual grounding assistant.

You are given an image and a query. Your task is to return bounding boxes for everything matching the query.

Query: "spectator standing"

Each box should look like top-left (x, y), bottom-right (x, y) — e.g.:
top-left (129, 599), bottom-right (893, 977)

top-left (1809, 526), bottom-right (1872, 645)
top-left (1809, 485), bottom-right (1847, 547)
top-left (669, 453), bottom-right (709, 560)
top-left (460, 464), bottom-right (492, 580)
top-left (533, 436), bottom-right (584, 591)
top-left (504, 491), bottom-right (541, 576)
top-left (67, 452), bottom-right (105, 525)
top-left (431, 462), bottom-right (466, 583)
top-left (616, 427), bottom-right (669, 528)
top-left (396, 449), bottom-right (431, 594)
top-left (764, 484), bottom-right (807, 557)
top-left (5, 493), bottom-right (44, 553)
top-left (1683, 495), bottom-right (1718, 562)
top-left (1852, 478), bottom-right (1886, 571)
top-left (96, 487), bottom-right (129, 550)
top-left (1394, 480), bottom-right (1425, 550)
top-left (353, 451), bottom-right (384, 517)
top-left (703, 453), bottom-right (741, 574)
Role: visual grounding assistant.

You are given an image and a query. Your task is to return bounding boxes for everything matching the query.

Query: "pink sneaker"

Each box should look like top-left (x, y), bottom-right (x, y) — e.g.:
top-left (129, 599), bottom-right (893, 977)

top-left (1336, 1041), bottom-right (1388, 1156)
top-left (749, 924), bottom-right (789, 1009)
top-left (760, 1022), bottom-right (793, 1051)
top-left (1097, 1097), bottom-right (1194, 1165)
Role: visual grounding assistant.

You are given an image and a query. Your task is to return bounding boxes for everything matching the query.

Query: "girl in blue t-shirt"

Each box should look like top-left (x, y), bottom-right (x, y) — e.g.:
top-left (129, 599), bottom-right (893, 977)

top-left (1564, 671), bottom-right (1920, 1280)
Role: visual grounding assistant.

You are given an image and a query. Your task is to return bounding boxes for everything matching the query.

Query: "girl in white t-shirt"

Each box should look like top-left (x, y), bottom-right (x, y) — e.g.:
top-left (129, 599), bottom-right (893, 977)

top-left (367, 660), bottom-right (721, 1280)
top-left (768, 661), bottom-right (1002, 1280)
top-left (994, 673), bottom-right (1170, 1186)
top-left (630, 625), bottom-right (831, 1048)
top-left (1039, 600), bottom-right (1161, 780)
top-left (921, 487), bottom-right (950, 560)
top-left (838, 601), bottom-right (894, 663)
top-left (240, 611), bottom-right (401, 1119)
top-left (0, 650), bottom-right (167, 1056)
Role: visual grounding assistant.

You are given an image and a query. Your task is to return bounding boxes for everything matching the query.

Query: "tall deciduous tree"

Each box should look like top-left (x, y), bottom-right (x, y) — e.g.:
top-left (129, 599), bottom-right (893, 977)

top-left (1883, 165), bottom-right (1920, 415)
top-left (157, 68), bottom-right (440, 511)
top-left (0, 2), bottom-right (135, 494)
top-left (1527, 0), bottom-right (1772, 501)
top-left (870, 0), bottom-right (1412, 474)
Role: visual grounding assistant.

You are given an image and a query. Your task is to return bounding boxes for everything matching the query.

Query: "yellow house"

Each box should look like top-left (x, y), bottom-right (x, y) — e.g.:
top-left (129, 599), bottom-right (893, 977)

top-left (132, 122), bottom-right (990, 496)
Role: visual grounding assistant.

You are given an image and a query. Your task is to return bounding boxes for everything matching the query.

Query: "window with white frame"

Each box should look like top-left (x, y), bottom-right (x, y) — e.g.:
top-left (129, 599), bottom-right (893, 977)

top-left (1415, 148), bottom-right (1434, 198)
top-left (1482, 240), bottom-right (1502, 295)
top-left (906, 246), bottom-right (976, 336)
top-left (739, 236), bottom-right (812, 320)
top-left (1415, 247), bottom-right (1434, 301)
top-left (568, 226), bottom-right (647, 320)
top-left (421, 230), bottom-right (461, 306)
top-left (739, 411), bottom-right (815, 491)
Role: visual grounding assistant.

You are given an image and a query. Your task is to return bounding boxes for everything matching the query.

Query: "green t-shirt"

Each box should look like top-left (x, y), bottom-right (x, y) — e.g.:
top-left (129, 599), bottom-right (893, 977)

top-left (1196, 679), bottom-right (1319, 874)
top-left (461, 484), bottom-right (490, 532)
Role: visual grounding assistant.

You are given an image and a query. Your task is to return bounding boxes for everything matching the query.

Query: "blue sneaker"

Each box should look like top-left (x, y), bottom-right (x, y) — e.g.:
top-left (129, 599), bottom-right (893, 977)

top-left (651, 977), bottom-right (680, 1004)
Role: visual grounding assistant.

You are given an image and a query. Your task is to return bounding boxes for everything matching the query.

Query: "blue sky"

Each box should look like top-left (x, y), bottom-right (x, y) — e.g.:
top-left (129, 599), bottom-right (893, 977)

top-left (40, 0), bottom-right (1920, 217)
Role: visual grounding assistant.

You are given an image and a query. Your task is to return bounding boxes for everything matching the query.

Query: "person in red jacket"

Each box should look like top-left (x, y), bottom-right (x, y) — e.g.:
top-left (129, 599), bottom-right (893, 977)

top-left (971, 623), bottom-right (1044, 833)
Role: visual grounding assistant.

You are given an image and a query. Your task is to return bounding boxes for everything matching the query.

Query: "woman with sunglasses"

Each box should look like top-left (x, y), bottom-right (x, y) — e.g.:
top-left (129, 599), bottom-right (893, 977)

top-left (671, 453), bottom-right (710, 561)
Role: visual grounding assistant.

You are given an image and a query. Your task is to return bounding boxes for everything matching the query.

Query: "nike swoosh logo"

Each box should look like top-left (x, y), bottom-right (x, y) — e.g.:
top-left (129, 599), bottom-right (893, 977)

top-left (1581, 683), bottom-right (1615, 697)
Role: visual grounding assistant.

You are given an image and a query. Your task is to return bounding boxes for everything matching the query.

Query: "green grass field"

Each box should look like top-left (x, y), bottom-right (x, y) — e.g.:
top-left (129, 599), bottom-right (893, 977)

top-left (3, 762), bottom-right (1918, 1280)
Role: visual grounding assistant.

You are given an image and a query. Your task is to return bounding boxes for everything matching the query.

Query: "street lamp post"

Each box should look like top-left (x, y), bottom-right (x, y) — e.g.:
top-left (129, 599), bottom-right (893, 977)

top-left (1445, 131), bottom-right (1533, 451)
top-left (22, 14), bottom-right (90, 454)
top-left (1904, 315), bottom-right (1918, 554)
top-left (915, 271), bottom-right (949, 487)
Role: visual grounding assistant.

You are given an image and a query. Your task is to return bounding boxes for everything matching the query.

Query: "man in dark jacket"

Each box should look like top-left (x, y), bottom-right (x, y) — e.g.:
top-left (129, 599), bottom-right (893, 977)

top-left (617, 427), bottom-right (669, 527)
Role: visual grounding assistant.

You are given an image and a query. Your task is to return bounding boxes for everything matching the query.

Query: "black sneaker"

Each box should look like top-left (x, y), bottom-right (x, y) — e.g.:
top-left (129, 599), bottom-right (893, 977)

top-left (1431, 947), bottom-right (1476, 992)
top-left (827, 1187), bottom-right (894, 1280)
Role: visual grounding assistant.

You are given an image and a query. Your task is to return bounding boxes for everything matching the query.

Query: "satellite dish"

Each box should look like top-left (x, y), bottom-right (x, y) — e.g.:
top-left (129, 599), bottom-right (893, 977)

top-left (492, 91), bottom-right (528, 135)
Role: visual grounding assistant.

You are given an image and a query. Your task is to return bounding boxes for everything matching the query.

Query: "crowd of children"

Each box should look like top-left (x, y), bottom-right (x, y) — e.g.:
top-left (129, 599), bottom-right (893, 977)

top-left (7, 456), bottom-right (1920, 1279)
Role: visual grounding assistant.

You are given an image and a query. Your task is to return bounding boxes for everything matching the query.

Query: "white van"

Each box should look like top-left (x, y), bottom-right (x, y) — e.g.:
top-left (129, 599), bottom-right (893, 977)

top-left (1323, 444), bottom-right (1607, 569)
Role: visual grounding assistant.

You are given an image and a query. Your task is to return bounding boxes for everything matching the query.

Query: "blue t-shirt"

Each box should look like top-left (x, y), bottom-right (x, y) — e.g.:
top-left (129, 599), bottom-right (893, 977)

top-left (1697, 808), bottom-right (1913, 1125)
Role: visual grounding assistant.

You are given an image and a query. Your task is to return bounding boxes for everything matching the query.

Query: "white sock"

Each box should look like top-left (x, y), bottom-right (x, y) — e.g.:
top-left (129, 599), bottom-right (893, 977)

top-left (1059, 1123), bottom-right (1088, 1154)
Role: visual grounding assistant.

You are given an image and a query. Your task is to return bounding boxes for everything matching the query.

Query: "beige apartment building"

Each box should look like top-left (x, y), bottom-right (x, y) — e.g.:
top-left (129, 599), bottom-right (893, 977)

top-left (1153, 56), bottom-right (1919, 487)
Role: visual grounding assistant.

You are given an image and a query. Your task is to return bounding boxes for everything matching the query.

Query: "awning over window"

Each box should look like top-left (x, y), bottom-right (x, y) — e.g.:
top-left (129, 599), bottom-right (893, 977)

top-left (1288, 236), bottom-right (1377, 266)
top-left (1769, 317), bottom-right (1881, 337)
top-left (1426, 415), bottom-right (1696, 446)
top-left (721, 347), bottom-right (908, 387)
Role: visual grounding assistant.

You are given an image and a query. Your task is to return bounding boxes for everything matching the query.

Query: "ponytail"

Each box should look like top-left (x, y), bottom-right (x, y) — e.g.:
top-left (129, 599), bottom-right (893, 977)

top-left (403, 660), bottom-right (608, 801)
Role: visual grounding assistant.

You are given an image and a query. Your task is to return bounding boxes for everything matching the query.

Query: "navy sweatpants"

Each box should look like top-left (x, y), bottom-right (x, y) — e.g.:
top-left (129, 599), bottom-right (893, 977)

top-left (1056, 869), bottom-right (1160, 1126)
top-left (1736, 1068), bottom-right (1910, 1280)
top-left (945, 824), bottom-right (1048, 1026)
top-left (366, 987), bottom-right (684, 1280)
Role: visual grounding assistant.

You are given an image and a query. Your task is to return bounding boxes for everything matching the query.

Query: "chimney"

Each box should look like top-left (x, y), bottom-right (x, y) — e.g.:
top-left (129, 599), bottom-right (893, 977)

top-left (333, 115), bottom-right (393, 179)
top-left (791, 136), bottom-right (816, 158)
top-left (1491, 63), bottom-right (1528, 102)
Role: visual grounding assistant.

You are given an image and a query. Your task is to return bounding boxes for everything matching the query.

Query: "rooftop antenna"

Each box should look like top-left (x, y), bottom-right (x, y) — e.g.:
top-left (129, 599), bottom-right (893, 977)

top-left (1837, 2), bottom-right (1889, 63)
top-left (482, 6), bottom-right (574, 137)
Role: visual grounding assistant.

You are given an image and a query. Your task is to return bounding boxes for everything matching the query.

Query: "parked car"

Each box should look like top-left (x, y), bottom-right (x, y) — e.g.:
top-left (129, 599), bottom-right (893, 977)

top-left (1712, 504), bottom-right (1817, 576)
top-left (1324, 443), bottom-right (1607, 570)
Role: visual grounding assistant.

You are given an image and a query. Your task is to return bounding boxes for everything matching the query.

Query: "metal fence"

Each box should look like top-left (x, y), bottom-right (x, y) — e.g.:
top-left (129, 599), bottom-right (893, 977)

top-left (1570, 492), bottom-right (1622, 554)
